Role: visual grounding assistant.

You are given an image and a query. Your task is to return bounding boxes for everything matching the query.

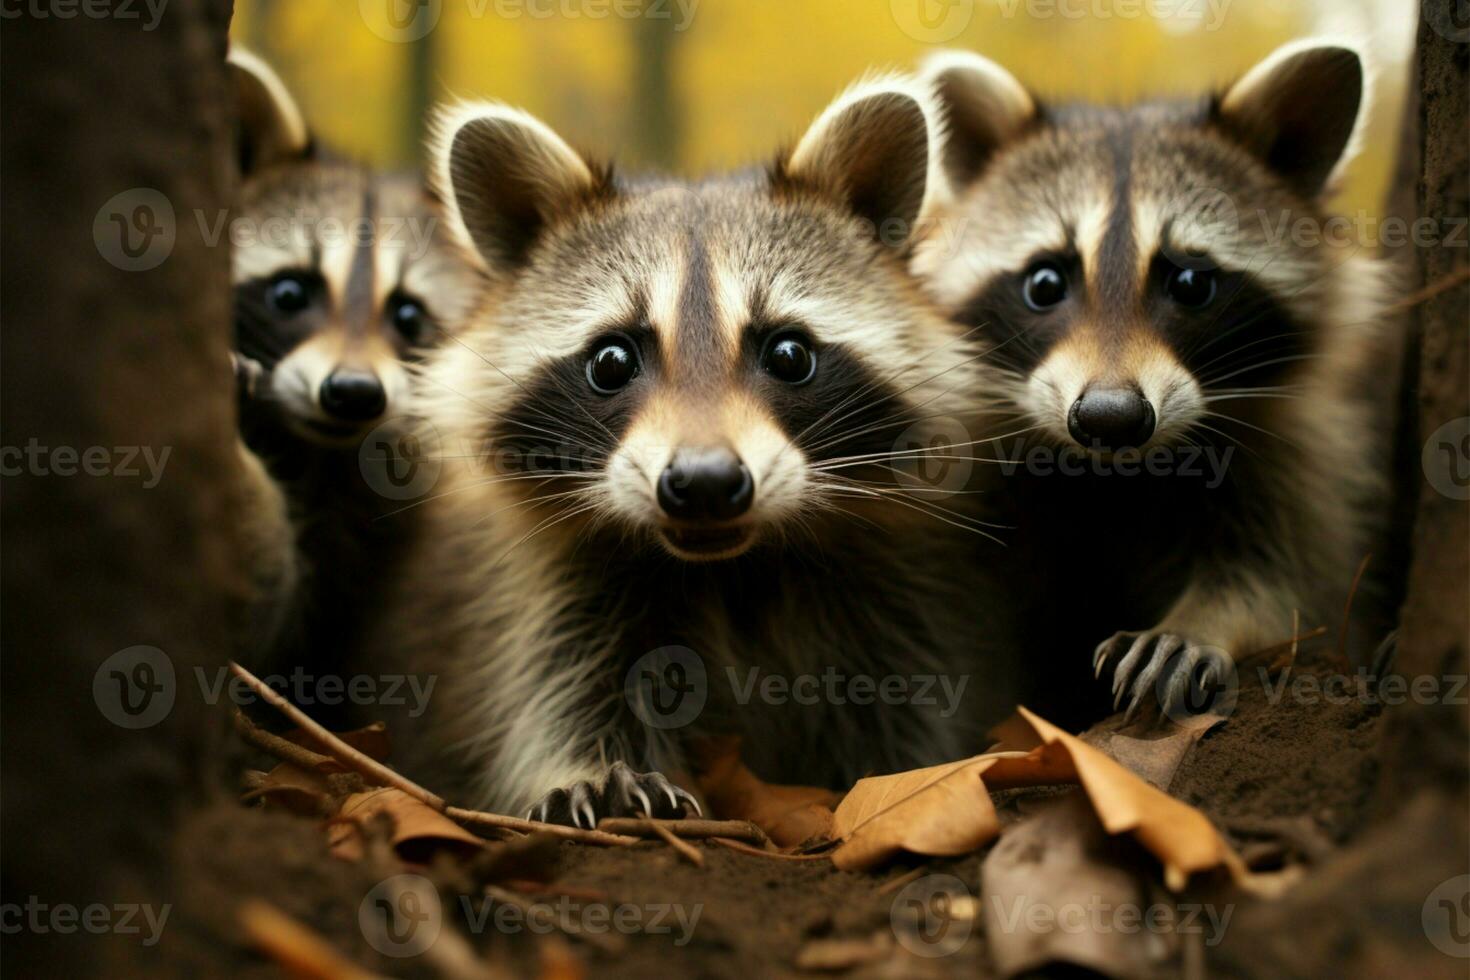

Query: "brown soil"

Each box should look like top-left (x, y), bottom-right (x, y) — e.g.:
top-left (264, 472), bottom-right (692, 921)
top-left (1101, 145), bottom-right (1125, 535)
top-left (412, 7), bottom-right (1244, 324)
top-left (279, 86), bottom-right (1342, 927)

top-left (145, 645), bottom-right (1403, 979)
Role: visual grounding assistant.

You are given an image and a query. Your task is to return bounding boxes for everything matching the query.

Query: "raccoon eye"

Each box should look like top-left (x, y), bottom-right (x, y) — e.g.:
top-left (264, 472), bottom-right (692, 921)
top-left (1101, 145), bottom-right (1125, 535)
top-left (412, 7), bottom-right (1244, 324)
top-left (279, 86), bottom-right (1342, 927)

top-left (388, 293), bottom-right (428, 342)
top-left (1022, 262), bottom-right (1068, 312)
top-left (1165, 266), bottom-right (1217, 308)
top-left (763, 332), bottom-right (817, 385)
top-left (586, 338), bottom-right (639, 394)
top-left (267, 274), bottom-right (312, 315)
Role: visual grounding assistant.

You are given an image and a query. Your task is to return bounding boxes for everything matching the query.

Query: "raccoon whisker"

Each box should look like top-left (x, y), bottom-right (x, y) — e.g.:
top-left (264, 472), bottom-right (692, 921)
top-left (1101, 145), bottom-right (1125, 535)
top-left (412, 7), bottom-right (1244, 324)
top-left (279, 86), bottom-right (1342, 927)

top-left (807, 422), bottom-right (1046, 470)
top-left (1198, 353), bottom-right (1324, 388)
top-left (798, 344), bottom-right (998, 453)
top-left (1184, 419), bottom-right (1265, 461)
top-left (787, 326), bottom-right (981, 455)
top-left (374, 471), bottom-right (600, 521)
top-left (489, 499), bottom-right (604, 572)
top-left (469, 486), bottom-right (599, 531)
top-left (801, 405), bottom-right (971, 458)
top-left (814, 473), bottom-right (1007, 534)
top-left (1202, 392), bottom-right (1305, 404)
top-left (1179, 253), bottom-right (1285, 362)
top-left (444, 333), bottom-right (619, 450)
top-left (521, 344), bottom-right (625, 447)
top-left (1202, 410), bottom-right (1301, 450)
top-left (1189, 327), bottom-right (1312, 378)
top-left (816, 485), bottom-right (1004, 545)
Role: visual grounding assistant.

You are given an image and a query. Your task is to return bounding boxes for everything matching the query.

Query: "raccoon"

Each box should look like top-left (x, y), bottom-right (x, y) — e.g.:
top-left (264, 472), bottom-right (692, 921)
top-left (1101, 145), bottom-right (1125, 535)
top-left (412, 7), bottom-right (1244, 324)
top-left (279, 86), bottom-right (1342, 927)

top-left (369, 76), bottom-right (1019, 824)
top-left (227, 49), bottom-right (485, 678)
top-left (913, 42), bottom-right (1389, 723)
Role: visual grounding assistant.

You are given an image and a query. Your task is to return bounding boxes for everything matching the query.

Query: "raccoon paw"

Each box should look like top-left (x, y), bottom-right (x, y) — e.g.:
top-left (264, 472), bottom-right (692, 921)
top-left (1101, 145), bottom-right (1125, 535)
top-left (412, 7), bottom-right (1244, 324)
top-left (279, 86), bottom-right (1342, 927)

top-left (1093, 630), bottom-right (1232, 723)
top-left (524, 762), bottom-right (701, 829)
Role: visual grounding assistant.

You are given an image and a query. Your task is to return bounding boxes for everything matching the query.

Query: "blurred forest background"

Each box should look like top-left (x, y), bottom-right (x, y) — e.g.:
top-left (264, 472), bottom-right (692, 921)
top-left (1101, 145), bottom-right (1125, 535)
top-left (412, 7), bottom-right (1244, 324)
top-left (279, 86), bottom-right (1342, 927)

top-left (234, 0), bottom-right (1414, 220)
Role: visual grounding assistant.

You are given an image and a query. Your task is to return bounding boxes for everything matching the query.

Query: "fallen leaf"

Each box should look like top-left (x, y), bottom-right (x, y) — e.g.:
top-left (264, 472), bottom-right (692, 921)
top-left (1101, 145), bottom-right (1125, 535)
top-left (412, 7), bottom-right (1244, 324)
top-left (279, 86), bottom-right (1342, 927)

top-left (831, 709), bottom-right (1246, 887)
top-left (242, 763), bottom-right (337, 816)
top-left (830, 755), bottom-right (1002, 871)
top-left (238, 900), bottom-right (386, 980)
top-left (690, 737), bottom-right (839, 848)
top-left (330, 788), bottom-right (487, 863)
top-left (982, 794), bottom-right (1174, 979)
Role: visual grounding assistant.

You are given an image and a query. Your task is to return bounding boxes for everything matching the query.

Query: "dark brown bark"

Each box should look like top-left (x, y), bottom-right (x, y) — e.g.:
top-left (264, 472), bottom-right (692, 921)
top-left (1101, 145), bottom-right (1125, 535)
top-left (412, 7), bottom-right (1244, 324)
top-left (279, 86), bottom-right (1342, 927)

top-left (1, 1), bottom-right (240, 974)
top-left (1383, 0), bottom-right (1470, 804)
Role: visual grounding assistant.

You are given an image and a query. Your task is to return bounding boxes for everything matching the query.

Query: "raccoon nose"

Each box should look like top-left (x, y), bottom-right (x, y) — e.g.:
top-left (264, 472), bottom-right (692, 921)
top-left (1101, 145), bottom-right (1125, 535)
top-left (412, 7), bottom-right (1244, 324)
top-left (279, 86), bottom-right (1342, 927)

top-left (319, 370), bottom-right (387, 422)
top-left (1068, 387), bottom-right (1156, 451)
top-left (658, 448), bottom-right (754, 522)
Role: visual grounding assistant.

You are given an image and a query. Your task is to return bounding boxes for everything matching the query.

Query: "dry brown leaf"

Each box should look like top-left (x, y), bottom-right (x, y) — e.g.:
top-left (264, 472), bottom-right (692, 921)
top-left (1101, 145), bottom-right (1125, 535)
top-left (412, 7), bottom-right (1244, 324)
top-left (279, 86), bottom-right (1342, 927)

top-left (330, 787), bottom-right (488, 863)
top-left (830, 755), bottom-right (1003, 871)
top-left (997, 708), bottom-right (1246, 890)
top-left (242, 762), bottom-right (337, 816)
top-left (690, 736), bottom-right (839, 848)
top-left (831, 708), bottom-right (1245, 887)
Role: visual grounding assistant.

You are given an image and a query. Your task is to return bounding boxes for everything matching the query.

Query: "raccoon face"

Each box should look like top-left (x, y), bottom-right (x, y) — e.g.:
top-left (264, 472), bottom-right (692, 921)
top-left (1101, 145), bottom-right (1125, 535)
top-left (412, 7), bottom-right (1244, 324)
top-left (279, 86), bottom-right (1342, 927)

top-left (228, 49), bottom-right (483, 447)
top-left (915, 42), bottom-right (1367, 456)
top-left (425, 80), bottom-right (986, 562)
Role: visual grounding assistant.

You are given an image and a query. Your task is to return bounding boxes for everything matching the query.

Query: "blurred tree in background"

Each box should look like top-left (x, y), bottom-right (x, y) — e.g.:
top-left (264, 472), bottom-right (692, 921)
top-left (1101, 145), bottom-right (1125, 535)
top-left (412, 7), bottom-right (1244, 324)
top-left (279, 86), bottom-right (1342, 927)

top-left (232, 0), bottom-right (1412, 218)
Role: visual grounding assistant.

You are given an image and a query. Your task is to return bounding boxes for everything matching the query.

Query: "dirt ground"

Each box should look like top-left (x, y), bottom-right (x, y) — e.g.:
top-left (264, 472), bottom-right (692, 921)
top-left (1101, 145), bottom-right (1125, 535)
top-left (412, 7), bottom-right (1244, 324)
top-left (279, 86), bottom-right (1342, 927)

top-left (131, 641), bottom-right (1429, 980)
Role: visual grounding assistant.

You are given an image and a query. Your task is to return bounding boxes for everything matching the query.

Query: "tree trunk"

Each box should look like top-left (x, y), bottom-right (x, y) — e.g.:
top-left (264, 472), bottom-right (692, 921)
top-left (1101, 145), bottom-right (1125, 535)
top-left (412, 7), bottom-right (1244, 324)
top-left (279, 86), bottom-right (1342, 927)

top-left (1, 2), bottom-right (242, 973)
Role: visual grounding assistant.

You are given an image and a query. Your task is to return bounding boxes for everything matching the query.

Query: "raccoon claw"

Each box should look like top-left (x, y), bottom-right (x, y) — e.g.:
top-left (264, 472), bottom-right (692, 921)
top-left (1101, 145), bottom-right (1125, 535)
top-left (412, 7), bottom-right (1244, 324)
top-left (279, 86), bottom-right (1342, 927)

top-left (1094, 630), bottom-right (1231, 723)
top-left (524, 762), bottom-right (699, 829)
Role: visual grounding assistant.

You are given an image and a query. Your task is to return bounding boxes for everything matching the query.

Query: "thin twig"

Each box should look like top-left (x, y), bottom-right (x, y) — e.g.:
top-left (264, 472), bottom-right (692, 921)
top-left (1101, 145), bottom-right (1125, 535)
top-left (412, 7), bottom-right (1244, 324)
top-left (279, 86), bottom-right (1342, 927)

top-left (1339, 553), bottom-right (1372, 663)
top-left (597, 817), bottom-right (767, 845)
top-left (875, 867), bottom-right (926, 897)
top-left (1381, 264), bottom-right (1470, 316)
top-left (229, 662), bottom-right (447, 809)
top-left (630, 814), bottom-right (705, 867)
top-left (232, 708), bottom-right (333, 771)
top-left (446, 807), bottom-right (638, 847)
top-left (228, 661), bottom-right (640, 848)
top-left (708, 836), bottom-right (833, 861)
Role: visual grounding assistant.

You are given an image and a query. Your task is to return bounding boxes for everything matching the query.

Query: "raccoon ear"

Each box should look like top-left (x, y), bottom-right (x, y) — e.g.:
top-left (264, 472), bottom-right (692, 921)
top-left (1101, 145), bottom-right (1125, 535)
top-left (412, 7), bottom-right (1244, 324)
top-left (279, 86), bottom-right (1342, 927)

top-left (1216, 42), bottom-right (1366, 199)
top-left (228, 48), bottom-right (311, 178)
top-left (782, 76), bottom-right (940, 247)
top-left (431, 103), bottom-right (602, 270)
top-left (920, 50), bottom-right (1035, 188)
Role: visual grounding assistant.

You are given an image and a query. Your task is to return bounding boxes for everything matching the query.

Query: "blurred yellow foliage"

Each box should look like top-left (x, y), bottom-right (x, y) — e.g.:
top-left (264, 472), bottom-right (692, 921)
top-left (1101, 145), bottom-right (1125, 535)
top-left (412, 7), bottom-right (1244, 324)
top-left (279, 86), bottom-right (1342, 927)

top-left (233, 0), bottom-right (1411, 219)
